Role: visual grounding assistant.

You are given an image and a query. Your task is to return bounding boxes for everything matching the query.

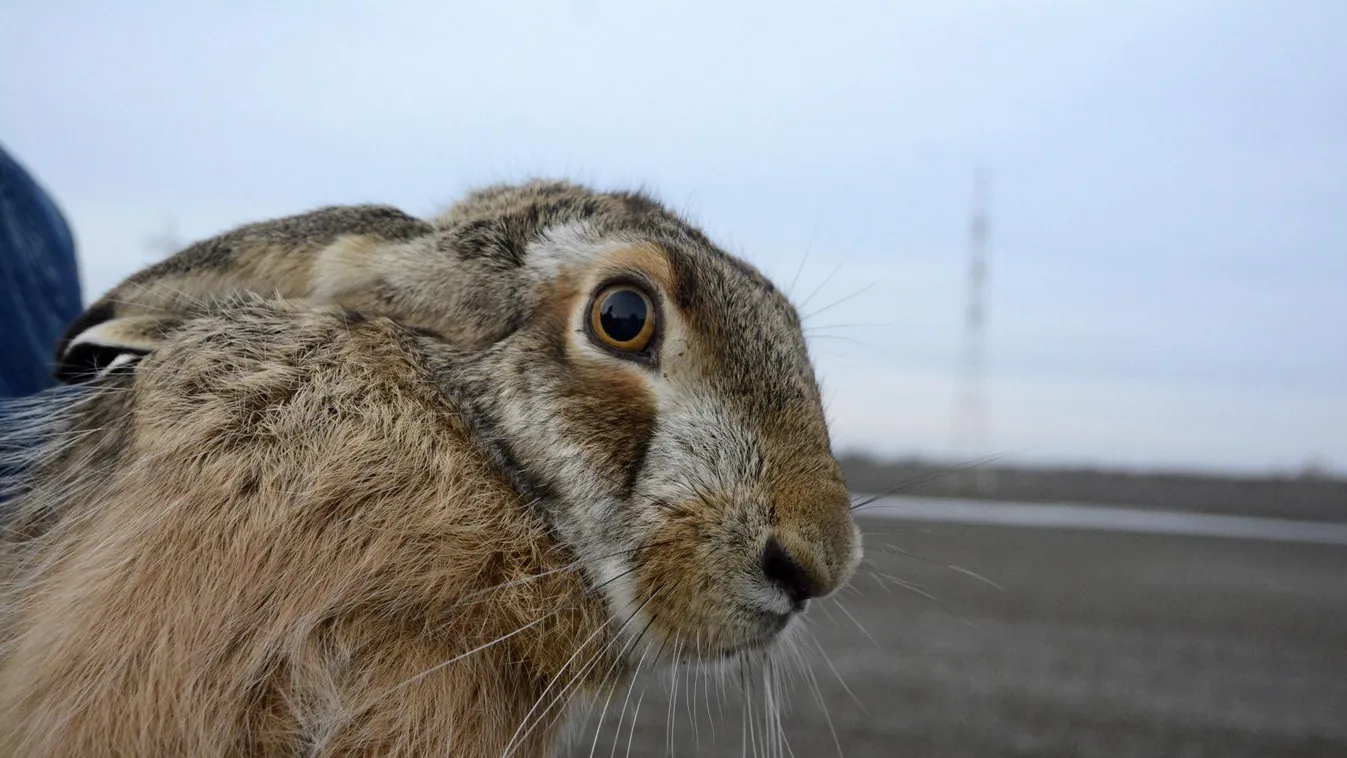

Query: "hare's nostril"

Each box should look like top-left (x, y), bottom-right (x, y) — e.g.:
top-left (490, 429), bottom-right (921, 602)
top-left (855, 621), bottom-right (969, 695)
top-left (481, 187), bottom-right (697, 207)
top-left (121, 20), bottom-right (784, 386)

top-left (760, 537), bottom-right (819, 610)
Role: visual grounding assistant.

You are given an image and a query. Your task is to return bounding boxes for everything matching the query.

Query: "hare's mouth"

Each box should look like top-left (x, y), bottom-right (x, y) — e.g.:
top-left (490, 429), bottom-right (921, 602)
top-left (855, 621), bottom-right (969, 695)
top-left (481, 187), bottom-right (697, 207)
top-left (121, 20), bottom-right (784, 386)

top-left (751, 606), bottom-right (795, 637)
top-left (683, 607), bottom-right (799, 661)
top-left (707, 631), bottom-right (789, 660)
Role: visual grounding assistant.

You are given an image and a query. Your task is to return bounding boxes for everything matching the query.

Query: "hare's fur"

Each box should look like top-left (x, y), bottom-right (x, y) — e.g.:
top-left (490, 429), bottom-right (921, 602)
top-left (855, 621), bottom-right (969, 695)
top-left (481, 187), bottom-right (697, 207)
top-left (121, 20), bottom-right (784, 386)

top-left (1, 180), bottom-right (861, 756)
top-left (2, 301), bottom-right (617, 756)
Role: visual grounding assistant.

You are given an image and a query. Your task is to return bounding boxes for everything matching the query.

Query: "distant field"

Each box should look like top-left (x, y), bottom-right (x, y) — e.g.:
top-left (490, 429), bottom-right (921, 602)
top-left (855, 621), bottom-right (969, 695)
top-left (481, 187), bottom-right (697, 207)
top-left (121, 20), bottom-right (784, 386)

top-left (569, 513), bottom-right (1347, 758)
top-left (838, 455), bottom-right (1347, 522)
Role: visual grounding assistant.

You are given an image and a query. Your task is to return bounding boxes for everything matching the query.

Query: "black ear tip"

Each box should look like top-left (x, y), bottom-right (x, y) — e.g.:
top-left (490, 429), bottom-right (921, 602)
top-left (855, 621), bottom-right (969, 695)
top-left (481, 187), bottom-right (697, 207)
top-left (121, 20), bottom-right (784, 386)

top-left (52, 301), bottom-right (118, 368)
top-left (55, 343), bottom-right (148, 384)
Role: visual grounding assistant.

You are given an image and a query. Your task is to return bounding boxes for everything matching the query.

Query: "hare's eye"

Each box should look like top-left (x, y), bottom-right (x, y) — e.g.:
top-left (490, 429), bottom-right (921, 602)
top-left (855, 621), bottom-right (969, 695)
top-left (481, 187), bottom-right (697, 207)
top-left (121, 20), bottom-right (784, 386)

top-left (590, 285), bottom-right (655, 354)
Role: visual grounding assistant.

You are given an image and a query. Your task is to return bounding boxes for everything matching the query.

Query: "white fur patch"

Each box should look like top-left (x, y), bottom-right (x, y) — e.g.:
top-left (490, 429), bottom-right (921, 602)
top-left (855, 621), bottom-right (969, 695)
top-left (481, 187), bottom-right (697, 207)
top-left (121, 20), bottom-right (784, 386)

top-left (97, 352), bottom-right (142, 378)
top-left (526, 220), bottom-right (640, 284)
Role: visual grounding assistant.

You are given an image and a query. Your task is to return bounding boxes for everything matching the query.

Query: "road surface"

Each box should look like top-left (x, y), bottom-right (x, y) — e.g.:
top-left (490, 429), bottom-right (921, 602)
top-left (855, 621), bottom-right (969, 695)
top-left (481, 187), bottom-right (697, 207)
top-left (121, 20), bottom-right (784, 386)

top-left (567, 501), bottom-right (1347, 757)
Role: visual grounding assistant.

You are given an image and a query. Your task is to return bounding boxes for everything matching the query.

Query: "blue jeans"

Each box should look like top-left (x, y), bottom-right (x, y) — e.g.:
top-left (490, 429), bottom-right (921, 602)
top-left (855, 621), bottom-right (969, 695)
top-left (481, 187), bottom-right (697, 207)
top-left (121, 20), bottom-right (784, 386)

top-left (1, 144), bottom-right (84, 504)
top-left (0, 143), bottom-right (84, 399)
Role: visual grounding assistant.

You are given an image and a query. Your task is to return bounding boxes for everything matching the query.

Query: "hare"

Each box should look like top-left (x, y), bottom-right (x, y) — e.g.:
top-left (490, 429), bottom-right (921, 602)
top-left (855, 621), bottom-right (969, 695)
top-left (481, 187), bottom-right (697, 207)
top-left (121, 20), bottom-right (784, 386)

top-left (0, 180), bottom-right (862, 757)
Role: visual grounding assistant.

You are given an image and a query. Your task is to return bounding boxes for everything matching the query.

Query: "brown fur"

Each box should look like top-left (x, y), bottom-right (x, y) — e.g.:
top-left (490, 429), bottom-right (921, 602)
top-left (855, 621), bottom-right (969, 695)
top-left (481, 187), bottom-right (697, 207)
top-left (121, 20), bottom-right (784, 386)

top-left (1, 301), bottom-right (618, 757)
top-left (10, 179), bottom-right (862, 756)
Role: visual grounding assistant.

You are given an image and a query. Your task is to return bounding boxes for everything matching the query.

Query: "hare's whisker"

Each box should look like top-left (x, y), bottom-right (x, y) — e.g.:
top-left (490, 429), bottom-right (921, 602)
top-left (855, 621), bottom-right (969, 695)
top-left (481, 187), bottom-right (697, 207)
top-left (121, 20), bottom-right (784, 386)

top-left (801, 281), bottom-right (879, 323)
top-left (663, 634), bottom-right (678, 755)
top-left (586, 606), bottom-right (661, 758)
top-left (801, 321), bottom-right (891, 331)
top-left (797, 262), bottom-right (842, 311)
top-left (585, 663), bottom-right (621, 758)
top-left (875, 542), bottom-right (1006, 592)
top-left (800, 637), bottom-right (846, 758)
top-left (866, 569), bottom-right (939, 602)
top-left (503, 583), bottom-right (666, 758)
top-left (785, 246), bottom-right (811, 302)
top-left (802, 334), bottom-right (876, 350)
top-left (807, 632), bottom-right (866, 714)
top-left (390, 608), bottom-right (560, 700)
top-left (833, 600), bottom-right (878, 650)
top-left (503, 561), bottom-right (690, 753)
top-left (456, 538), bottom-right (678, 605)
top-left (849, 450), bottom-right (1020, 511)
top-left (776, 659), bottom-right (796, 758)
top-left (623, 688), bottom-right (645, 758)
top-left (371, 559), bottom-right (648, 731)
top-left (606, 628), bottom-right (654, 758)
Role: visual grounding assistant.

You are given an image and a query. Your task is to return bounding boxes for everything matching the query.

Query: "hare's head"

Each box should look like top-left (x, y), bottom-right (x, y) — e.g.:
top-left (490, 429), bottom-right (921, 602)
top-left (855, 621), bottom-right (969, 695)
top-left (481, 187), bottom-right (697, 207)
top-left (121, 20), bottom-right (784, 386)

top-left (425, 182), bottom-right (862, 662)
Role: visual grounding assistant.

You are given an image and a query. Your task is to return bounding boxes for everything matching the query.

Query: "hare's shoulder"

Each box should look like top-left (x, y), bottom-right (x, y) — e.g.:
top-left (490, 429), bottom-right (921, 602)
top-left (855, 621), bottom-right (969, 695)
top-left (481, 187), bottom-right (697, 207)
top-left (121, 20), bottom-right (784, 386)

top-left (4, 299), bottom-right (483, 553)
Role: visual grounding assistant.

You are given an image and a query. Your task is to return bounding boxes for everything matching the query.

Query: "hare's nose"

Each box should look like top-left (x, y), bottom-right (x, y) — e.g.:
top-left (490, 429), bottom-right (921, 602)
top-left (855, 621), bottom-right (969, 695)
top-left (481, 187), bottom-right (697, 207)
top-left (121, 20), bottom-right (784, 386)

top-left (761, 537), bottom-right (820, 610)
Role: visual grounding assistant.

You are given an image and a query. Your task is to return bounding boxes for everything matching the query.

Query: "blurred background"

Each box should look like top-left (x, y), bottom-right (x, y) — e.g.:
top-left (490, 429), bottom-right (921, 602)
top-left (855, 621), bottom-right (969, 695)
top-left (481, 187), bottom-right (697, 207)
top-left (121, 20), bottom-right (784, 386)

top-left (2, 1), bottom-right (1344, 756)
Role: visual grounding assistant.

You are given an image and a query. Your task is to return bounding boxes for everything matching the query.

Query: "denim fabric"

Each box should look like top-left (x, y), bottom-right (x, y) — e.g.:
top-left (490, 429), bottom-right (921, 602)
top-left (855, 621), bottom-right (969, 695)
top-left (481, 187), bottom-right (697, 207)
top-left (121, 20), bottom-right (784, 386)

top-left (0, 143), bottom-right (84, 399)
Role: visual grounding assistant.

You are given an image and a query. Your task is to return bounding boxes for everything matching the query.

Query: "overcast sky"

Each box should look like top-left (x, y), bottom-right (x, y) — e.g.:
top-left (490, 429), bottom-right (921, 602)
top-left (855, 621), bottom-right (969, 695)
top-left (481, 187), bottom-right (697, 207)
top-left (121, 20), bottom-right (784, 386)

top-left (3, 1), bottom-right (1344, 474)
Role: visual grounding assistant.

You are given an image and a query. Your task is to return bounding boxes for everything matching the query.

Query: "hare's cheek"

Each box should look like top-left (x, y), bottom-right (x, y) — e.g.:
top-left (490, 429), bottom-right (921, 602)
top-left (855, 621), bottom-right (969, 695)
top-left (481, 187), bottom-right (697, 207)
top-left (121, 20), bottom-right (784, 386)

top-left (627, 499), bottom-right (770, 655)
top-left (629, 515), bottom-right (723, 650)
top-left (555, 360), bottom-right (657, 497)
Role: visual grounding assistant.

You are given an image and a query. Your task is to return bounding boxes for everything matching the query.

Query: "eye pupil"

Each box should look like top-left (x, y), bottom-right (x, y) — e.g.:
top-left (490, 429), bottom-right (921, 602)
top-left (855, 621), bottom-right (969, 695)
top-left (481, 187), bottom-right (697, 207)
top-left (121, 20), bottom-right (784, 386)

top-left (599, 289), bottom-right (649, 344)
top-left (589, 283), bottom-right (656, 355)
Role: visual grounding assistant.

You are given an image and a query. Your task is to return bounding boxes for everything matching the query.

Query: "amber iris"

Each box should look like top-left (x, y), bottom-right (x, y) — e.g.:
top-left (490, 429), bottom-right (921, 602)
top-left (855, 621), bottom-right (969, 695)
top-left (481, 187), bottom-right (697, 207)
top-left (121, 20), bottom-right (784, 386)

top-left (590, 285), bottom-right (655, 353)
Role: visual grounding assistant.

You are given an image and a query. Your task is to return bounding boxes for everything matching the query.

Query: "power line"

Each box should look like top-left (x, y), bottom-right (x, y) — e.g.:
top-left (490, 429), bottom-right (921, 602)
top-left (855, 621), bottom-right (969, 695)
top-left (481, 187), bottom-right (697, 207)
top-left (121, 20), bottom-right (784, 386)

top-left (952, 167), bottom-right (995, 495)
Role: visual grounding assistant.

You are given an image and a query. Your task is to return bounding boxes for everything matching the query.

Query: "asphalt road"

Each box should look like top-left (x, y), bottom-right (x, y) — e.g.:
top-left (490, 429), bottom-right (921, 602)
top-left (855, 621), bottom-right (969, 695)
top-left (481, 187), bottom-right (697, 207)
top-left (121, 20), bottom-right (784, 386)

top-left (567, 508), bottom-right (1347, 757)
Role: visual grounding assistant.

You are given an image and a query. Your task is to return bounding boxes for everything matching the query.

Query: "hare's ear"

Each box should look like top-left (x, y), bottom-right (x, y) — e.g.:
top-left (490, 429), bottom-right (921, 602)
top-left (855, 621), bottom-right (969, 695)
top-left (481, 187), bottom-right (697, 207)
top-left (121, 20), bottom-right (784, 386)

top-left (53, 303), bottom-right (177, 384)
